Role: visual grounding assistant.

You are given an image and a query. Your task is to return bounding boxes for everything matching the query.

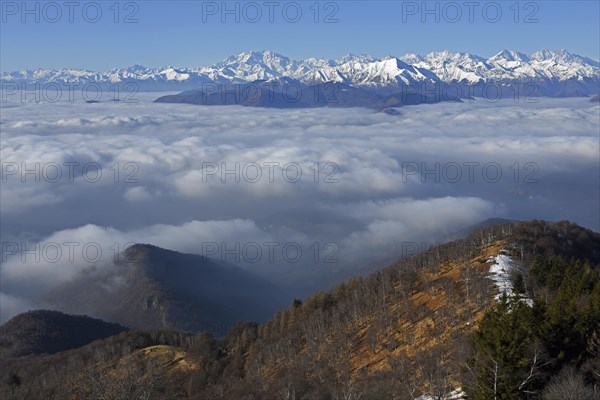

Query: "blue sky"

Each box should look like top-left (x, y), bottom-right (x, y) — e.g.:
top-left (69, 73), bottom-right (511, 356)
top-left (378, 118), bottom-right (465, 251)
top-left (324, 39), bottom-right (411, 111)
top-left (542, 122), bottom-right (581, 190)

top-left (1, 0), bottom-right (599, 70)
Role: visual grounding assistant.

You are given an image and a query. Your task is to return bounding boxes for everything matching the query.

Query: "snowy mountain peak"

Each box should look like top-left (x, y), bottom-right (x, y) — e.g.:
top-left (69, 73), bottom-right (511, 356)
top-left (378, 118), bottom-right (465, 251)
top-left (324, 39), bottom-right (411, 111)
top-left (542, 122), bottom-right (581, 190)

top-left (224, 50), bottom-right (290, 66)
top-left (426, 50), bottom-right (462, 60)
top-left (123, 64), bottom-right (148, 72)
top-left (528, 49), bottom-right (597, 66)
top-left (400, 53), bottom-right (424, 64)
top-left (489, 50), bottom-right (530, 63)
top-left (2, 50), bottom-right (598, 95)
top-left (530, 49), bottom-right (573, 61)
top-left (337, 53), bottom-right (377, 64)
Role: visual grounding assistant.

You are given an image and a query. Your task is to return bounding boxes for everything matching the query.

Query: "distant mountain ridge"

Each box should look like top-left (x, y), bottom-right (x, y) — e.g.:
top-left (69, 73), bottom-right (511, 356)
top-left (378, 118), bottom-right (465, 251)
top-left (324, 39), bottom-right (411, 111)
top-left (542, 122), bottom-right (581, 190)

top-left (153, 80), bottom-right (460, 109)
top-left (0, 310), bottom-right (128, 358)
top-left (3, 49), bottom-right (599, 97)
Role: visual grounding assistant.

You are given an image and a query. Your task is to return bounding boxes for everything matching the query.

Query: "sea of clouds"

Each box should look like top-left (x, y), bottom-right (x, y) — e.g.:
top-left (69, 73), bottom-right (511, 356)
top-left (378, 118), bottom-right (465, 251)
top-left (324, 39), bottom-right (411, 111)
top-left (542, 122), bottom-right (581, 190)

top-left (1, 92), bottom-right (598, 321)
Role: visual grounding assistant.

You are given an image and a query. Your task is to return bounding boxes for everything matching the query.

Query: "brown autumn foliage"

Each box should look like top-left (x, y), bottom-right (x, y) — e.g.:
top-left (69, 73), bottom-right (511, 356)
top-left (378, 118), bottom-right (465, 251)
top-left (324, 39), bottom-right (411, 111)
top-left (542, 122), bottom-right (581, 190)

top-left (1, 220), bottom-right (598, 399)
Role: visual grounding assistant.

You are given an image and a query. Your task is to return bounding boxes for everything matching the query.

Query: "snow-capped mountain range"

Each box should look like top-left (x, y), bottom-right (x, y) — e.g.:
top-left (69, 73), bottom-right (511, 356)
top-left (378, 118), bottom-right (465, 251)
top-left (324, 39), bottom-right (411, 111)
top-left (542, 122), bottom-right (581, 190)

top-left (2, 50), bottom-right (599, 96)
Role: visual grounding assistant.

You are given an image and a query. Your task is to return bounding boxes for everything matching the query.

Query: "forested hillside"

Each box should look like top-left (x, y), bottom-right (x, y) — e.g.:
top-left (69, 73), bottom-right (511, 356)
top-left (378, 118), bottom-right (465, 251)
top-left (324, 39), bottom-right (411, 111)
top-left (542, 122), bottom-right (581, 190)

top-left (1, 220), bottom-right (598, 399)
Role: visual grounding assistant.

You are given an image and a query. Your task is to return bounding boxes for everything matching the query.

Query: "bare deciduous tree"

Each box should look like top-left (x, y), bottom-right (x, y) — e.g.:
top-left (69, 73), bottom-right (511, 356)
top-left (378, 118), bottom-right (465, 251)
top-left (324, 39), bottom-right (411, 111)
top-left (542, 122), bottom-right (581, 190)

top-left (542, 367), bottom-right (597, 400)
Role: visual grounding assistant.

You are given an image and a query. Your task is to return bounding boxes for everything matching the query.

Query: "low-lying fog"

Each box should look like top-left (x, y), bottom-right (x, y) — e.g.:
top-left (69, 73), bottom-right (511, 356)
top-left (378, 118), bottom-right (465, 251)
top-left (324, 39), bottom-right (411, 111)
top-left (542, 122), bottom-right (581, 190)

top-left (1, 93), bottom-right (598, 321)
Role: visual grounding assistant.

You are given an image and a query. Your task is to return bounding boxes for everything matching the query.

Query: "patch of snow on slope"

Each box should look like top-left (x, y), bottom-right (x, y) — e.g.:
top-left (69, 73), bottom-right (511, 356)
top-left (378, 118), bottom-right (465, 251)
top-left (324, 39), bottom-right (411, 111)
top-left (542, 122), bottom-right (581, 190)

top-left (416, 388), bottom-right (466, 400)
top-left (488, 253), bottom-right (515, 299)
top-left (488, 253), bottom-right (533, 305)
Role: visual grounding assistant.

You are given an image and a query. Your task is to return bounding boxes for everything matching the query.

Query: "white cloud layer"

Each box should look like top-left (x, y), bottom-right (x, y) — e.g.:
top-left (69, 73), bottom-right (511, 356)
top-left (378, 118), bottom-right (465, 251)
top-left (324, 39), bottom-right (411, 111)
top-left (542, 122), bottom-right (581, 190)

top-left (1, 93), bottom-right (598, 321)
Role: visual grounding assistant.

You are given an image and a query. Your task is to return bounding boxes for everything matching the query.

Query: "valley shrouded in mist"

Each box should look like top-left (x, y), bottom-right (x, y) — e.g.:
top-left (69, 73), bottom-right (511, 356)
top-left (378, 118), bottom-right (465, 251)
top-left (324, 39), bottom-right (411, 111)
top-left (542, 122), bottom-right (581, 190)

top-left (1, 92), bottom-right (598, 322)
